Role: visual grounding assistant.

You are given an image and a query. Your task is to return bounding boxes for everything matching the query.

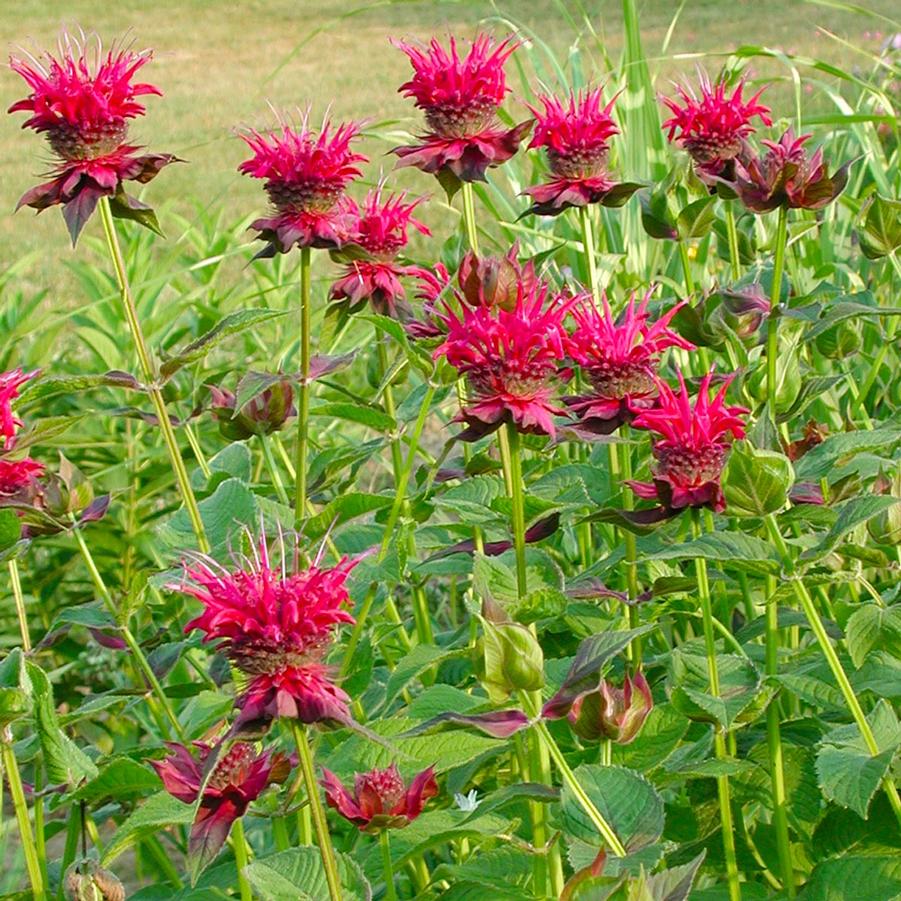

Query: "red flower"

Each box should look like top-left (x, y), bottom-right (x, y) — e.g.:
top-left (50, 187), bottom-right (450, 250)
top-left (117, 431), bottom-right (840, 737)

top-left (238, 119), bottom-right (367, 255)
top-left (153, 741), bottom-right (290, 866)
top-left (0, 369), bottom-right (39, 449)
top-left (434, 271), bottom-right (574, 440)
top-left (524, 88), bottom-right (638, 216)
top-left (628, 371), bottom-right (747, 513)
top-left (330, 190), bottom-right (430, 318)
top-left (728, 129), bottom-right (851, 213)
top-left (170, 534), bottom-right (357, 730)
top-left (662, 72), bottom-right (771, 177)
top-left (565, 291), bottom-right (694, 434)
top-left (0, 458), bottom-right (45, 496)
top-left (8, 33), bottom-right (176, 243)
top-left (391, 35), bottom-right (530, 187)
top-left (321, 763), bottom-right (437, 832)
top-left (404, 262), bottom-right (452, 339)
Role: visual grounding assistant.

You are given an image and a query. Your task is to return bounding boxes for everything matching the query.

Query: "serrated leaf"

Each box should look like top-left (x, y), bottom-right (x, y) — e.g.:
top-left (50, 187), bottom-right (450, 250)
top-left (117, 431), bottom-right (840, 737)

top-left (846, 605), bottom-right (901, 669)
top-left (103, 791), bottom-right (195, 863)
top-left (311, 401), bottom-right (395, 432)
top-left (794, 428), bottom-right (900, 481)
top-left (244, 849), bottom-right (371, 901)
top-left (71, 756), bottom-right (163, 803)
top-left (0, 648), bottom-right (32, 727)
top-left (802, 855), bottom-right (901, 899)
top-left (645, 532), bottom-right (780, 576)
top-left (676, 195), bottom-right (717, 240)
top-left (381, 644), bottom-right (468, 710)
top-left (669, 650), bottom-right (763, 728)
top-left (801, 496), bottom-right (901, 561)
top-left (303, 492), bottom-right (393, 541)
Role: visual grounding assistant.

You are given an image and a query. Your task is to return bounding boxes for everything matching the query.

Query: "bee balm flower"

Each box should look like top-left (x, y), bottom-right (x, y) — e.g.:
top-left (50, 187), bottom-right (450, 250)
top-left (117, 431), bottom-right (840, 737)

top-left (153, 741), bottom-right (290, 866)
top-left (391, 35), bottom-right (530, 190)
top-left (434, 271), bottom-right (574, 440)
top-left (330, 190), bottom-right (430, 319)
top-left (565, 291), bottom-right (694, 434)
top-left (321, 763), bottom-right (437, 832)
top-left (239, 119), bottom-right (367, 256)
top-left (170, 534), bottom-right (358, 731)
top-left (8, 33), bottom-right (177, 243)
top-left (524, 88), bottom-right (639, 216)
top-left (662, 73), bottom-right (771, 180)
top-left (628, 371), bottom-right (747, 513)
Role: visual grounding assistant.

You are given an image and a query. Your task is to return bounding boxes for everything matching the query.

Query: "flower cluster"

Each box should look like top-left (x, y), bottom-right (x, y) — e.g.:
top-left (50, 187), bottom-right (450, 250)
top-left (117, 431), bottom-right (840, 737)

top-left (238, 119), bottom-right (367, 255)
top-left (330, 190), bottom-right (430, 319)
top-left (662, 73), bottom-right (771, 179)
top-left (170, 534), bottom-right (357, 730)
top-left (525, 88), bottom-right (638, 215)
top-left (391, 35), bottom-right (530, 189)
top-left (0, 369), bottom-right (44, 499)
top-left (434, 269), bottom-right (574, 440)
top-left (565, 291), bottom-right (694, 434)
top-left (8, 34), bottom-right (176, 243)
top-left (628, 371), bottom-right (748, 513)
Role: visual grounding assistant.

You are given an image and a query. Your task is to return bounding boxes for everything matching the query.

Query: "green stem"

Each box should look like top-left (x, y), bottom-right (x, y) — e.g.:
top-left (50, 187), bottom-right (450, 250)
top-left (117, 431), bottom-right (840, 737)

top-left (579, 206), bottom-right (601, 301)
top-left (498, 424), bottom-right (527, 596)
top-left (763, 572), bottom-right (795, 896)
top-left (692, 511), bottom-right (741, 901)
top-left (70, 519), bottom-right (183, 740)
top-left (764, 514), bottom-right (901, 827)
top-left (230, 817), bottom-right (253, 901)
top-left (619, 435), bottom-right (642, 663)
top-left (260, 434), bottom-right (290, 506)
top-left (725, 202), bottom-right (742, 281)
top-left (380, 829), bottom-right (398, 901)
top-left (294, 245), bottom-right (313, 528)
top-left (8, 559), bottom-right (30, 652)
top-left (292, 722), bottom-right (342, 901)
top-left (678, 241), bottom-right (696, 298)
top-left (460, 183), bottom-right (480, 254)
top-left (2, 736), bottom-right (46, 899)
top-left (97, 197), bottom-right (209, 553)
top-left (766, 207), bottom-right (789, 420)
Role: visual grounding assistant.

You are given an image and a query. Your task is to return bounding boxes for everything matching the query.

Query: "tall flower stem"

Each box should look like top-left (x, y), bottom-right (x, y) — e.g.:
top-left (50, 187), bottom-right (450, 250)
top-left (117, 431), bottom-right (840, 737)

top-left (497, 423), bottom-right (564, 897)
top-left (692, 510), bottom-right (741, 901)
top-left (763, 571), bottom-right (795, 896)
top-left (294, 245), bottom-right (313, 528)
top-left (678, 241), bottom-right (711, 374)
top-left (2, 733), bottom-right (46, 900)
top-left (520, 692), bottom-right (627, 857)
top-left (578, 206), bottom-right (601, 301)
top-left (766, 207), bottom-right (789, 419)
top-left (230, 818), bottom-right (253, 901)
top-left (260, 435), bottom-right (290, 506)
top-left (460, 183), bottom-right (480, 254)
top-left (69, 518), bottom-right (183, 740)
top-left (8, 559), bottom-right (30, 651)
top-left (618, 435), bottom-right (642, 662)
top-left (292, 722), bottom-right (342, 901)
top-left (725, 202), bottom-right (742, 281)
top-left (97, 197), bottom-right (209, 553)
top-left (380, 830), bottom-right (398, 901)
top-left (764, 514), bottom-right (901, 827)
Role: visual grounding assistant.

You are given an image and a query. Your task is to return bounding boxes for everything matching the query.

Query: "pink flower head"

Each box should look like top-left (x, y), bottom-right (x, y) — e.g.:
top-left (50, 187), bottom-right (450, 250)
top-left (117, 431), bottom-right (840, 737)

top-left (434, 274), bottom-right (574, 440)
top-left (238, 118), bottom-right (367, 255)
top-left (524, 88), bottom-right (637, 216)
top-left (321, 763), bottom-right (437, 832)
top-left (170, 533), bottom-right (358, 730)
top-left (330, 190), bottom-right (430, 318)
top-left (662, 72), bottom-right (771, 175)
top-left (628, 370), bottom-right (748, 513)
top-left (565, 291), bottom-right (694, 434)
top-left (404, 262), bottom-right (452, 339)
top-left (153, 741), bottom-right (290, 866)
top-left (8, 32), bottom-right (176, 243)
top-left (729, 129), bottom-right (850, 213)
top-left (0, 369), bottom-right (39, 450)
top-left (391, 35), bottom-right (530, 187)
top-left (0, 458), bottom-right (45, 496)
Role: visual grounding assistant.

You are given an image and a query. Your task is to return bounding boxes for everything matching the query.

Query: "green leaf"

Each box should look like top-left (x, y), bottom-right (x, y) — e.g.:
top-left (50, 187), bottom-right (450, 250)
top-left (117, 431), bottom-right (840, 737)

top-left (721, 441), bottom-right (794, 516)
top-left (429, 846), bottom-right (532, 896)
top-left (244, 849), bottom-right (371, 901)
top-left (160, 309), bottom-right (287, 379)
top-left (794, 428), bottom-right (900, 481)
top-left (676, 196), bottom-right (717, 240)
top-left (669, 651), bottom-right (763, 729)
top-left (559, 764), bottom-right (664, 850)
top-left (26, 662), bottom-right (97, 786)
top-left (303, 492), bottom-right (393, 542)
top-left (0, 648), bottom-right (32, 727)
top-left (846, 605), bottom-right (901, 669)
top-left (610, 703), bottom-right (689, 771)
top-left (103, 791), bottom-right (194, 864)
top-left (381, 644), bottom-right (468, 711)
top-left (857, 193), bottom-right (901, 260)
top-left (0, 508), bottom-right (21, 553)
top-left (72, 756), bottom-right (163, 803)
top-left (191, 441), bottom-right (252, 491)
top-left (645, 532), bottom-right (780, 576)
top-left (801, 496), bottom-right (901, 561)
top-left (801, 855), bottom-right (901, 899)
top-left (311, 402), bottom-right (395, 433)
top-left (17, 370), bottom-right (143, 408)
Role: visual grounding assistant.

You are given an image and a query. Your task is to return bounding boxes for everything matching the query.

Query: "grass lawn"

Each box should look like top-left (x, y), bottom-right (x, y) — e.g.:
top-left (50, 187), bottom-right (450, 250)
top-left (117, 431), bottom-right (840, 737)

top-left (0, 0), bottom-right (896, 267)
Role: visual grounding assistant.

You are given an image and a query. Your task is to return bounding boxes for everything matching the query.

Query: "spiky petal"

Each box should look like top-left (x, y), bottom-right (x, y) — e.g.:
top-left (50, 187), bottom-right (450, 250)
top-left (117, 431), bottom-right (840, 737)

top-left (434, 268), bottom-right (574, 440)
top-left (238, 119), bottom-right (367, 254)
top-left (8, 32), bottom-right (176, 243)
top-left (565, 291), bottom-right (694, 434)
top-left (661, 72), bottom-right (771, 177)
top-left (0, 369), bottom-right (39, 450)
top-left (169, 533), bottom-right (357, 729)
top-left (391, 35), bottom-right (529, 187)
top-left (628, 371), bottom-right (747, 513)
top-left (321, 763), bottom-right (437, 832)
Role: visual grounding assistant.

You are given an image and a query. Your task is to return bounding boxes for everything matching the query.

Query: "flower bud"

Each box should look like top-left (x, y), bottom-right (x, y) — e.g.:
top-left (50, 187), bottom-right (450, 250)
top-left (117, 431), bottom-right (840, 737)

top-left (722, 440), bottom-right (794, 516)
top-left (209, 377), bottom-right (295, 441)
top-left (814, 320), bottom-right (861, 359)
top-left (745, 351), bottom-right (802, 413)
top-left (458, 247), bottom-right (534, 312)
top-left (480, 620), bottom-right (544, 703)
top-left (65, 860), bottom-right (125, 901)
top-left (567, 671), bottom-right (653, 744)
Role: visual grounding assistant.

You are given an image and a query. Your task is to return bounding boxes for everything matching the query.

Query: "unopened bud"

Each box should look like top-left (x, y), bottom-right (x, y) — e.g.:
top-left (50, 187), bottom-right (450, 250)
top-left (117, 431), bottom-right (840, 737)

top-left (568, 671), bottom-right (653, 744)
top-left (481, 620), bottom-right (544, 702)
top-left (210, 377), bottom-right (294, 441)
top-left (65, 860), bottom-right (125, 901)
top-left (458, 246), bottom-right (534, 312)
